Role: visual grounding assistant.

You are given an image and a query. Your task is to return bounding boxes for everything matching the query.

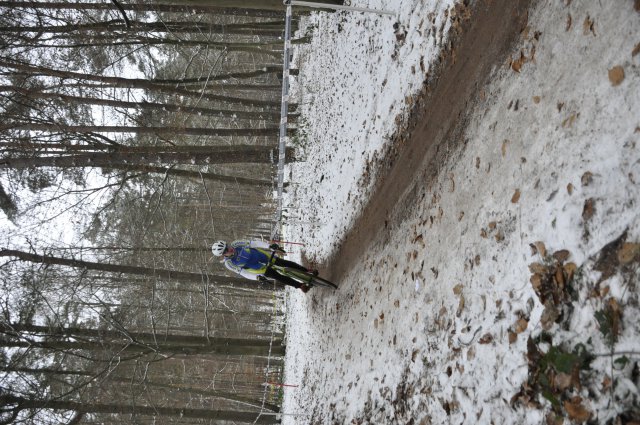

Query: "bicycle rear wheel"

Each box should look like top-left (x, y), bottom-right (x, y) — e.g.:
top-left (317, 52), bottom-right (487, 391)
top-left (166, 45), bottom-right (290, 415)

top-left (310, 276), bottom-right (338, 290)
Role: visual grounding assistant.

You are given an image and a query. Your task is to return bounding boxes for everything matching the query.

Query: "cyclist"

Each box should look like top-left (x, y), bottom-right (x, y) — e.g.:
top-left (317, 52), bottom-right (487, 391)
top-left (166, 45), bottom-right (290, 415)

top-left (211, 239), bottom-right (317, 293)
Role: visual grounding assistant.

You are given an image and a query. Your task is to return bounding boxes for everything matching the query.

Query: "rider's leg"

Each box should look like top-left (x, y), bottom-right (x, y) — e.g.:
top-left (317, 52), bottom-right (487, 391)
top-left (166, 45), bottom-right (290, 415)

top-left (263, 268), bottom-right (303, 289)
top-left (273, 257), bottom-right (316, 274)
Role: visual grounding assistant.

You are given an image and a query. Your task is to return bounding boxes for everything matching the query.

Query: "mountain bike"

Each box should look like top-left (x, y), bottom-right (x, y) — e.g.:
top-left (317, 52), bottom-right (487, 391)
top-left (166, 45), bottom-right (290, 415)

top-left (269, 262), bottom-right (338, 290)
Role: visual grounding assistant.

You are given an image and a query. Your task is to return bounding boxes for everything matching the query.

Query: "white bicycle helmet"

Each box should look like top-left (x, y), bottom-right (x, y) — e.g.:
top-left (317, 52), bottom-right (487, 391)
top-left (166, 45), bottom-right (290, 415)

top-left (211, 240), bottom-right (227, 256)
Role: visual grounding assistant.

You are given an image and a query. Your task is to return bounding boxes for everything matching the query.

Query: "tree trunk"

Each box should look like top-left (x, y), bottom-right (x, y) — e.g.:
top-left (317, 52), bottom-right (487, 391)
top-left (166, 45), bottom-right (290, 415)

top-left (0, 145), bottom-right (295, 169)
top-left (0, 20), bottom-right (284, 37)
top-left (0, 336), bottom-right (285, 356)
top-left (1, 86), bottom-right (281, 121)
top-left (5, 122), bottom-right (286, 138)
top-left (0, 60), bottom-right (282, 108)
top-left (105, 165), bottom-right (273, 186)
top-left (0, 393), bottom-right (278, 423)
top-left (0, 1), bottom-right (285, 17)
top-left (1, 322), bottom-right (281, 348)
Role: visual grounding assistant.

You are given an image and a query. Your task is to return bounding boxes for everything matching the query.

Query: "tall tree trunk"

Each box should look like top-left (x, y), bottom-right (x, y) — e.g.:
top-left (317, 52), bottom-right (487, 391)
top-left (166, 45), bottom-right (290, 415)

top-left (4, 122), bottom-right (286, 138)
top-left (0, 248), bottom-right (268, 286)
top-left (0, 393), bottom-right (278, 423)
top-left (0, 145), bottom-right (295, 169)
top-left (0, 1), bottom-right (285, 17)
top-left (0, 60), bottom-right (282, 108)
top-left (1, 322), bottom-right (281, 347)
top-left (0, 335), bottom-right (285, 356)
top-left (108, 377), bottom-right (280, 412)
top-left (1, 86), bottom-right (281, 121)
top-left (0, 20), bottom-right (284, 37)
top-left (108, 165), bottom-right (273, 186)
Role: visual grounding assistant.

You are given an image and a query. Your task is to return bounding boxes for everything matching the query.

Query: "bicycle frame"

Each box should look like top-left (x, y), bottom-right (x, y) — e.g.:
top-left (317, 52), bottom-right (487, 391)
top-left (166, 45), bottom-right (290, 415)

top-left (269, 264), bottom-right (313, 286)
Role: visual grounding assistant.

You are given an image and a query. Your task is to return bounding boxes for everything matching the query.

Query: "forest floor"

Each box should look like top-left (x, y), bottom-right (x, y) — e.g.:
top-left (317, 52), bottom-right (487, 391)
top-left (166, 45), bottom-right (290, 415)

top-left (279, 0), bottom-right (640, 424)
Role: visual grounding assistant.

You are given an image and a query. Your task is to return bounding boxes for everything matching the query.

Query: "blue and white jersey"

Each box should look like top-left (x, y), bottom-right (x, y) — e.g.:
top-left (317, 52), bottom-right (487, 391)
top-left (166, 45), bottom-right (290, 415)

top-left (222, 239), bottom-right (273, 281)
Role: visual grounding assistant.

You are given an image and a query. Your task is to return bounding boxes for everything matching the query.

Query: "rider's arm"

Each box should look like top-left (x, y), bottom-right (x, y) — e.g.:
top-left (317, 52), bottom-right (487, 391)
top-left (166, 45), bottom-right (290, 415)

top-left (248, 239), bottom-right (271, 250)
top-left (230, 239), bottom-right (273, 250)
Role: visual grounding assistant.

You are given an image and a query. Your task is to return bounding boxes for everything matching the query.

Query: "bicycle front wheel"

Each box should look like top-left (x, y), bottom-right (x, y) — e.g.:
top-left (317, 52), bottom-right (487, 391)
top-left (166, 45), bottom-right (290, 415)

top-left (310, 276), bottom-right (338, 290)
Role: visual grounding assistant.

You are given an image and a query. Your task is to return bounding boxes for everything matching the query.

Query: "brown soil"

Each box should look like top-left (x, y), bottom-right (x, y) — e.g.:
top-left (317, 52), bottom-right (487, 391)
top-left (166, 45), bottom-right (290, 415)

top-left (323, 0), bottom-right (534, 281)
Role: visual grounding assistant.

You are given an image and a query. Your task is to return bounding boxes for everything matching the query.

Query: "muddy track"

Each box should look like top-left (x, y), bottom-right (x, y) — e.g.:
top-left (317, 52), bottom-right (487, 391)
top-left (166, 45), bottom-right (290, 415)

top-left (324, 0), bottom-right (533, 281)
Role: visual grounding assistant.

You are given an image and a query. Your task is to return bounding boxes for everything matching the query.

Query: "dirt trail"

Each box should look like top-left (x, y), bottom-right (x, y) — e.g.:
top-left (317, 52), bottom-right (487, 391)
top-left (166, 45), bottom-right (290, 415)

top-left (325, 0), bottom-right (533, 281)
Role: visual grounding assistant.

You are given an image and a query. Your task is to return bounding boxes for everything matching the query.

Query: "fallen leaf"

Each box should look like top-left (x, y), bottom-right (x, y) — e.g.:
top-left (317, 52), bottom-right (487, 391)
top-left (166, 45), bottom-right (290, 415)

top-left (608, 66), bottom-right (625, 86)
top-left (581, 171), bottom-right (593, 186)
top-left (594, 231), bottom-right (628, 282)
top-left (495, 232), bottom-right (504, 242)
top-left (567, 183), bottom-right (574, 195)
top-left (411, 349), bottom-right (419, 362)
top-left (453, 283), bottom-right (464, 295)
top-left (601, 375), bottom-right (612, 391)
top-left (511, 51), bottom-right (526, 72)
top-left (562, 112), bottom-right (577, 127)
top-left (564, 397), bottom-right (591, 423)
top-left (564, 262), bottom-right (577, 280)
top-left (501, 140), bottom-right (509, 157)
top-left (566, 13), bottom-right (572, 31)
top-left (553, 249), bottom-right (570, 263)
top-left (478, 333), bottom-right (494, 344)
top-left (379, 312), bottom-right (385, 321)
top-left (530, 273), bottom-right (543, 290)
top-left (531, 241), bottom-right (547, 257)
top-left (571, 366), bottom-right (582, 390)
top-left (489, 221), bottom-right (497, 230)
top-left (618, 242), bottom-right (640, 264)
top-left (633, 42), bottom-right (640, 57)
top-left (456, 296), bottom-right (465, 317)
top-left (555, 372), bottom-right (573, 391)
top-left (515, 318), bottom-right (529, 334)
top-left (529, 262), bottom-right (548, 274)
top-left (509, 331), bottom-right (518, 344)
top-left (582, 198), bottom-right (595, 221)
top-left (511, 189), bottom-right (521, 203)
top-left (583, 15), bottom-right (595, 36)
top-left (555, 266), bottom-right (565, 286)
top-left (541, 300), bottom-right (560, 330)
top-left (467, 346), bottom-right (476, 360)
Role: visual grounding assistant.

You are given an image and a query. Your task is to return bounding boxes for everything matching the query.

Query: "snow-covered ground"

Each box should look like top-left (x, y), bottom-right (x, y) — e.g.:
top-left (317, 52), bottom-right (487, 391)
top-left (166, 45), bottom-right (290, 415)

top-left (280, 0), bottom-right (640, 424)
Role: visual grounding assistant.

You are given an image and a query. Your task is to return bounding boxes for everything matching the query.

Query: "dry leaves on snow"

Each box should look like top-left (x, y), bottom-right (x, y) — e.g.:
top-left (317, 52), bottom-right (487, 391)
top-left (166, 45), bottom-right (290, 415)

top-left (511, 189), bottom-right (521, 204)
top-left (608, 66), bottom-right (625, 86)
top-left (528, 246), bottom-right (576, 330)
top-left (582, 198), bottom-right (595, 222)
top-left (564, 397), bottom-right (592, 423)
top-left (583, 15), bottom-right (596, 36)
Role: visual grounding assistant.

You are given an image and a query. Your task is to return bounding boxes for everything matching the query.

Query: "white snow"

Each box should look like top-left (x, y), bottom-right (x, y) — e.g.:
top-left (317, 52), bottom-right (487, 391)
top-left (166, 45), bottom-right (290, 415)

top-left (280, 0), bottom-right (640, 424)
